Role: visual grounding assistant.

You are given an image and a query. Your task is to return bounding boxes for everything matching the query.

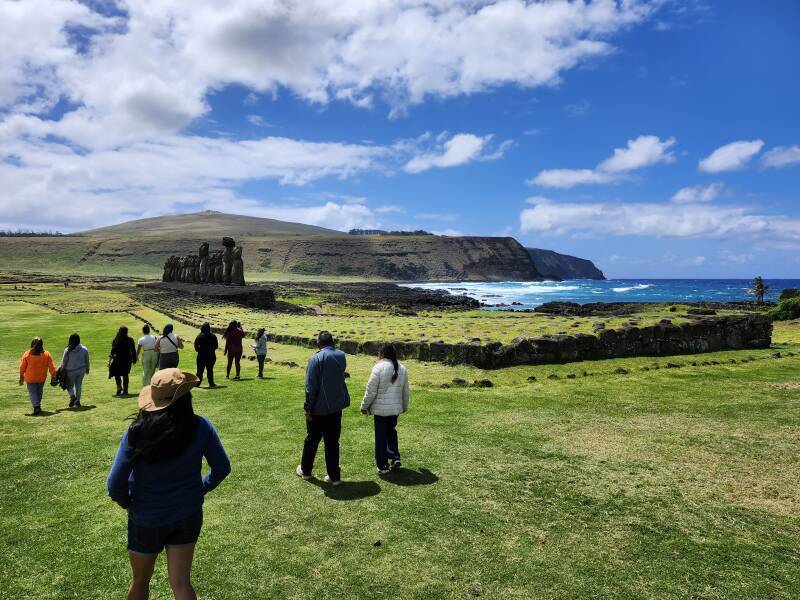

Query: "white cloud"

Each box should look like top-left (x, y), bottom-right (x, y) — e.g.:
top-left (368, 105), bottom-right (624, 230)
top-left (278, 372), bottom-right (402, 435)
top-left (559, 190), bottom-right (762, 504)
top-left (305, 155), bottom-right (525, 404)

top-left (527, 168), bottom-right (616, 188)
top-left (0, 0), bottom-right (658, 146)
top-left (374, 205), bottom-right (405, 214)
top-left (687, 255), bottom-right (706, 266)
top-left (565, 100), bottom-right (591, 117)
top-left (762, 145), bottom-right (800, 169)
top-left (519, 197), bottom-right (800, 248)
top-left (403, 133), bottom-right (509, 173)
top-left (596, 135), bottom-right (676, 173)
top-left (698, 139), bottom-right (764, 173)
top-left (529, 134), bottom-right (675, 188)
top-left (246, 115), bottom-right (272, 127)
top-left (671, 181), bottom-right (724, 204)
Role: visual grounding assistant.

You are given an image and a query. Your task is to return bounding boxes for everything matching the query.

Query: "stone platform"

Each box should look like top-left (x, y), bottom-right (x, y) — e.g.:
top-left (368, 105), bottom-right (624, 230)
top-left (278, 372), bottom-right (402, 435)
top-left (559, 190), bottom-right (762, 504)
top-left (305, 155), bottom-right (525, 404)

top-left (138, 281), bottom-right (275, 309)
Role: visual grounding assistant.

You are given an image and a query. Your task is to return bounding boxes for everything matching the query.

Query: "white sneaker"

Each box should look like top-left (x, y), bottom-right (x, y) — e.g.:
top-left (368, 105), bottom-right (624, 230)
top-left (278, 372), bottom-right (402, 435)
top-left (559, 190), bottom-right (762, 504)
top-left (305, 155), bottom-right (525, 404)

top-left (295, 465), bottom-right (311, 480)
top-left (377, 467), bottom-right (390, 475)
top-left (323, 475), bottom-right (341, 486)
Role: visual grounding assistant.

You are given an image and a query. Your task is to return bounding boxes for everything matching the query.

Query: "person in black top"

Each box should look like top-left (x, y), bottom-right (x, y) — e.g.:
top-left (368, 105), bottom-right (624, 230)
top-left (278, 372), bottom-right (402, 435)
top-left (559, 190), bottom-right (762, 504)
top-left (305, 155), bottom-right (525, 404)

top-left (194, 322), bottom-right (219, 388)
top-left (109, 326), bottom-right (137, 396)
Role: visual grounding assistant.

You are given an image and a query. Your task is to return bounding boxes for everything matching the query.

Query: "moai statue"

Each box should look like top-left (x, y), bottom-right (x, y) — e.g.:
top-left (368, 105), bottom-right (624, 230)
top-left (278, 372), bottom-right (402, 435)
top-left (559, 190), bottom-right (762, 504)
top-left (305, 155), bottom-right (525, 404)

top-left (162, 257), bottom-right (172, 282)
top-left (180, 256), bottom-right (189, 282)
top-left (213, 250), bottom-right (224, 284)
top-left (231, 246), bottom-right (245, 286)
top-left (198, 243), bottom-right (210, 283)
top-left (222, 237), bottom-right (235, 286)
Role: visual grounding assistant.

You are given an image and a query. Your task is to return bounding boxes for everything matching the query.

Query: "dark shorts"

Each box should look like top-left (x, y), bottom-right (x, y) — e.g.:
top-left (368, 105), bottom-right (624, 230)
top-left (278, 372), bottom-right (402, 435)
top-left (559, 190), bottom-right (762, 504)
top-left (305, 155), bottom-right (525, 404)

top-left (127, 510), bottom-right (203, 555)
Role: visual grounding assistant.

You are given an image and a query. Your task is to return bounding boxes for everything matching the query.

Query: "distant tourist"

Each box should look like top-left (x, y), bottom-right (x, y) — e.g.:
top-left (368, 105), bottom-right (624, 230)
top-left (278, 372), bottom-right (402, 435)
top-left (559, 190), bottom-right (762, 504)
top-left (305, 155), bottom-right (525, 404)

top-left (107, 369), bottom-right (231, 600)
top-left (222, 321), bottom-right (245, 380)
top-left (194, 322), bottom-right (219, 388)
top-left (18, 337), bottom-right (57, 416)
top-left (296, 331), bottom-right (350, 485)
top-left (251, 328), bottom-right (268, 379)
top-left (137, 325), bottom-right (158, 386)
top-left (109, 326), bottom-right (137, 396)
top-left (60, 332), bottom-right (90, 408)
top-left (155, 324), bottom-right (183, 369)
top-left (360, 344), bottom-right (410, 474)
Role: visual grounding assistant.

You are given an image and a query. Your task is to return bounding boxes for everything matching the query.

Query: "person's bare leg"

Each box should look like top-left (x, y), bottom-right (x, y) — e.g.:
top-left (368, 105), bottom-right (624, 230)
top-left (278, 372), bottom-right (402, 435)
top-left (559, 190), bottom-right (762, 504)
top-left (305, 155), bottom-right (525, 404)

top-left (128, 552), bottom-right (157, 600)
top-left (165, 545), bottom-right (197, 600)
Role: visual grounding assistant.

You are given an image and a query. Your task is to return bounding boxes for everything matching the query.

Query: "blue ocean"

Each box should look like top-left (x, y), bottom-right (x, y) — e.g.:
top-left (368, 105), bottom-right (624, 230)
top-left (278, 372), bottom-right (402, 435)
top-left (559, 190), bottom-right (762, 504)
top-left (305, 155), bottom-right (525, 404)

top-left (403, 279), bottom-right (800, 310)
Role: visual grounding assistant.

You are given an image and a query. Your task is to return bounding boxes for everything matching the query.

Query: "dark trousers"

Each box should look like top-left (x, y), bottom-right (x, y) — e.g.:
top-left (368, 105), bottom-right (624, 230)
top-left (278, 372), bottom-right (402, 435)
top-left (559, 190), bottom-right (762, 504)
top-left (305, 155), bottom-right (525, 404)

top-left (374, 415), bottom-right (400, 469)
top-left (226, 350), bottom-right (242, 377)
top-left (256, 354), bottom-right (266, 377)
top-left (114, 374), bottom-right (129, 393)
top-left (196, 355), bottom-right (215, 386)
top-left (301, 411), bottom-right (342, 480)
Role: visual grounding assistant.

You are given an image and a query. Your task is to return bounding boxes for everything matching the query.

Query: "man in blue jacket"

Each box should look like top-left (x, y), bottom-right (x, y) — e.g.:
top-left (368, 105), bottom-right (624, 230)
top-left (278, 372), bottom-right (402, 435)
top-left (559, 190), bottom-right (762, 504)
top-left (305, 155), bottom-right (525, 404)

top-left (297, 331), bottom-right (350, 485)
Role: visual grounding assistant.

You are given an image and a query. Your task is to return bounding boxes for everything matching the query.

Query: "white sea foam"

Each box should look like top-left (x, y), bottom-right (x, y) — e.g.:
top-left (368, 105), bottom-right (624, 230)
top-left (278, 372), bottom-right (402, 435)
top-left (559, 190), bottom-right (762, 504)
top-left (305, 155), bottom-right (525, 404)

top-left (612, 284), bottom-right (651, 293)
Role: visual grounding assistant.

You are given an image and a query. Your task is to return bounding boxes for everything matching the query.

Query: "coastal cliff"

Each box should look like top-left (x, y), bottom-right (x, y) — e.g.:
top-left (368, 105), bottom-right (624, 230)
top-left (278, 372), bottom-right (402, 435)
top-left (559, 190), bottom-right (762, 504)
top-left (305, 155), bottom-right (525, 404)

top-left (526, 248), bottom-right (605, 280)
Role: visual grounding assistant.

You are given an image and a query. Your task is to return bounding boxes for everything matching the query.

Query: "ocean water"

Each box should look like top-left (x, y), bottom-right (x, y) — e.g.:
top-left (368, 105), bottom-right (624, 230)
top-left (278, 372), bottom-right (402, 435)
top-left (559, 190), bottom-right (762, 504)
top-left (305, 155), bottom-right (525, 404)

top-left (402, 279), bottom-right (800, 311)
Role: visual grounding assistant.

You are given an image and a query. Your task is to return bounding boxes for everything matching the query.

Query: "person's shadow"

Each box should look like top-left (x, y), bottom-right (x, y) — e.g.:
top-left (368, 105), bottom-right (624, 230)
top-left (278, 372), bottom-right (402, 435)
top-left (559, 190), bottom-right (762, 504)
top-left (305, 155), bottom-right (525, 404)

top-left (55, 405), bottom-right (97, 413)
top-left (309, 479), bottom-right (381, 501)
top-left (379, 468), bottom-right (439, 487)
top-left (26, 410), bottom-right (55, 417)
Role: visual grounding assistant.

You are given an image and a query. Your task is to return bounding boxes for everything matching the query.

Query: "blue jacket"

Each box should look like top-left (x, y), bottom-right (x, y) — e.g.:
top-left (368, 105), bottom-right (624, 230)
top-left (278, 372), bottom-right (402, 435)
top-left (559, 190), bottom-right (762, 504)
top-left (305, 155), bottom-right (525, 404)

top-left (106, 416), bottom-right (231, 527)
top-left (304, 346), bottom-right (350, 415)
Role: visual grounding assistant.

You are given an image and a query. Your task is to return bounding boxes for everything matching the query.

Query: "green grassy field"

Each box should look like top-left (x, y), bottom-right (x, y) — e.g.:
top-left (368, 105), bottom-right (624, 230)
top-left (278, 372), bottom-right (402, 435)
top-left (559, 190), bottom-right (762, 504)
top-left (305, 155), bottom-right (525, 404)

top-left (1, 290), bottom-right (800, 599)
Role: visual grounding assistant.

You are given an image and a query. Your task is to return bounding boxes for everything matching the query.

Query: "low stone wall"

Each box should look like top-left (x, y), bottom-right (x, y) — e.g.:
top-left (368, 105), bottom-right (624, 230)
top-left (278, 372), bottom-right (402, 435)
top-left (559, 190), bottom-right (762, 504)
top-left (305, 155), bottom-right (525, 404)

top-left (268, 314), bottom-right (772, 369)
top-left (139, 281), bottom-right (275, 309)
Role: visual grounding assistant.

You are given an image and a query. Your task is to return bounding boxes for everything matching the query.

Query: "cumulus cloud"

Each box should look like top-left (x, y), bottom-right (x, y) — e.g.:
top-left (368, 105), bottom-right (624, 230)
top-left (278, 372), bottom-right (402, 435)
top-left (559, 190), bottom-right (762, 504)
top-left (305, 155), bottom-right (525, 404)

top-left (529, 134), bottom-right (675, 188)
top-left (403, 133), bottom-right (510, 173)
top-left (670, 181), bottom-right (724, 204)
top-left (519, 197), bottom-right (800, 248)
top-left (698, 139), bottom-right (764, 173)
top-left (762, 145), bottom-right (800, 169)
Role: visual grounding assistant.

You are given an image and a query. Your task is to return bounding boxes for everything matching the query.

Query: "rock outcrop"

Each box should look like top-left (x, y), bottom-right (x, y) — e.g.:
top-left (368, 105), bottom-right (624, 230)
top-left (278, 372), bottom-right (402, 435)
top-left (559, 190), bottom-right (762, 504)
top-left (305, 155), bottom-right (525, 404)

top-left (526, 248), bottom-right (605, 280)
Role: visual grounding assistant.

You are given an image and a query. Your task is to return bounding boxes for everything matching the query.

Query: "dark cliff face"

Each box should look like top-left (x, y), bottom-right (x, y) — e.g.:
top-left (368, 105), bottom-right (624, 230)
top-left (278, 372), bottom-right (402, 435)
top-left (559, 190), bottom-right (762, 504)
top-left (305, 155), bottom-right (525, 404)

top-left (261, 235), bottom-right (545, 281)
top-left (526, 248), bottom-right (605, 280)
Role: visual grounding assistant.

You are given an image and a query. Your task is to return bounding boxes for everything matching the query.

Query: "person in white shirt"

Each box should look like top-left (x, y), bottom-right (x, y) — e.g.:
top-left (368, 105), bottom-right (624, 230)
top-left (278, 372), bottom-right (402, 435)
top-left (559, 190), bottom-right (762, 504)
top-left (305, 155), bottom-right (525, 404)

top-left (137, 325), bottom-right (159, 386)
top-left (250, 328), bottom-right (268, 379)
top-left (360, 344), bottom-right (410, 474)
top-left (155, 323), bottom-right (184, 370)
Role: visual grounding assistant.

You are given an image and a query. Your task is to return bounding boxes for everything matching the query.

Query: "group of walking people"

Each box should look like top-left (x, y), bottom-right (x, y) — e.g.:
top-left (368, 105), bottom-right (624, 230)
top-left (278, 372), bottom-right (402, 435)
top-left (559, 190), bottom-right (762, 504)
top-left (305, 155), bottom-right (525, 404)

top-left (102, 330), bottom-right (410, 599)
top-left (18, 321), bottom-right (270, 413)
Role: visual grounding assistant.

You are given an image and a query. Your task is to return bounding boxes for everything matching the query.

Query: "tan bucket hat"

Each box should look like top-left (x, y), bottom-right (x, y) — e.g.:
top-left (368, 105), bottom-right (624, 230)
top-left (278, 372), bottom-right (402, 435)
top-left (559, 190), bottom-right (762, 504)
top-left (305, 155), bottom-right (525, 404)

top-left (138, 368), bottom-right (199, 412)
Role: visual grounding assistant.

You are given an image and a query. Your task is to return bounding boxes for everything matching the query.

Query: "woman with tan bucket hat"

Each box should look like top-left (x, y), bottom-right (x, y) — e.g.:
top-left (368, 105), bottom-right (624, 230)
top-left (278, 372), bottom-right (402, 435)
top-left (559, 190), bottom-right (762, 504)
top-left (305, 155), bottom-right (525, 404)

top-left (107, 369), bottom-right (231, 600)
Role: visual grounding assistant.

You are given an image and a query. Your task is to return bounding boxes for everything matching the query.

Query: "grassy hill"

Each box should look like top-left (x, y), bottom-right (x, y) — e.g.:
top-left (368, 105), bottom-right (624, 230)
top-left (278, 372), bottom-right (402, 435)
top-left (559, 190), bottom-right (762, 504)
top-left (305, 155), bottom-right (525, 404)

top-left (79, 210), bottom-right (340, 238)
top-left (0, 211), bottom-right (544, 281)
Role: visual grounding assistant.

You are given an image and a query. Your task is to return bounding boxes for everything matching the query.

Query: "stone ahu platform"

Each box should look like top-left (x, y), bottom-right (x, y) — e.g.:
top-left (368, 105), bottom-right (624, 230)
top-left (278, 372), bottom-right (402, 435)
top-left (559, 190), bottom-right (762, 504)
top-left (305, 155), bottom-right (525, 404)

top-left (138, 281), bottom-right (275, 309)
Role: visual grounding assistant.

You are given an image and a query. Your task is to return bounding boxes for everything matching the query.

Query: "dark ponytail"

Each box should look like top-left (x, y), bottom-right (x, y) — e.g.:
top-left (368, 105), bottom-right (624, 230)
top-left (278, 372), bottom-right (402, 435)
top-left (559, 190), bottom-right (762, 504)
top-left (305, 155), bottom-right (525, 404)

top-left (381, 344), bottom-right (399, 383)
top-left (127, 394), bottom-right (198, 463)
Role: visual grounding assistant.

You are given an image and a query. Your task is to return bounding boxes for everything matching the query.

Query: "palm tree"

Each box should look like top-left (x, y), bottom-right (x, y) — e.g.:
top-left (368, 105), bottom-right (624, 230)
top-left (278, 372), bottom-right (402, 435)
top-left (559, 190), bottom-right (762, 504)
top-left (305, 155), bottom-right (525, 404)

top-left (748, 276), bottom-right (769, 304)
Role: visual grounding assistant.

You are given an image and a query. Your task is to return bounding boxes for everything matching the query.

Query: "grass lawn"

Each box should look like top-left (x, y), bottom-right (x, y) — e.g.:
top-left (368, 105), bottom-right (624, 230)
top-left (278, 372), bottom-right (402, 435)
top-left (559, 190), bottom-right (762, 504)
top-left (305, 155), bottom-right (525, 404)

top-left (1, 293), bottom-right (799, 598)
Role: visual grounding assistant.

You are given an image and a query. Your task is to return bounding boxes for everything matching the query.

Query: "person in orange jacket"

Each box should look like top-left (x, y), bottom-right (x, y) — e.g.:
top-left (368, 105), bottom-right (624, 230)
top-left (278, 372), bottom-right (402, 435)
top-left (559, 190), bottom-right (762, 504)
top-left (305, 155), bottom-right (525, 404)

top-left (19, 337), bottom-right (57, 416)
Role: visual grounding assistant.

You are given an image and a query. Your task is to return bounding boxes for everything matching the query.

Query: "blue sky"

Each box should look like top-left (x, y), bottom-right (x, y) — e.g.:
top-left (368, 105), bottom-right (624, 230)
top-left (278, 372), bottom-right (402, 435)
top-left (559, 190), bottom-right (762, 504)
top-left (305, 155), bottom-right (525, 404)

top-left (1, 0), bottom-right (798, 277)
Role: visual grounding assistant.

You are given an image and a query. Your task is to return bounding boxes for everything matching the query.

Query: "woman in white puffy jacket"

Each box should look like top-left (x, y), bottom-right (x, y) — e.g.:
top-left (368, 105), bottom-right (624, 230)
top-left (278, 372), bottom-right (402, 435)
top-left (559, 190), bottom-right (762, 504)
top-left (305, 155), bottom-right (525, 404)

top-left (360, 344), bottom-right (410, 474)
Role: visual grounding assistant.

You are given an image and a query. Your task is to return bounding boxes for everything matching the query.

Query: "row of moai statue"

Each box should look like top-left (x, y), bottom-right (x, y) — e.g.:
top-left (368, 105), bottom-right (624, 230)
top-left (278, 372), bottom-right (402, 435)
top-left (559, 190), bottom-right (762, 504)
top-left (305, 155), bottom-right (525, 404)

top-left (162, 238), bottom-right (245, 286)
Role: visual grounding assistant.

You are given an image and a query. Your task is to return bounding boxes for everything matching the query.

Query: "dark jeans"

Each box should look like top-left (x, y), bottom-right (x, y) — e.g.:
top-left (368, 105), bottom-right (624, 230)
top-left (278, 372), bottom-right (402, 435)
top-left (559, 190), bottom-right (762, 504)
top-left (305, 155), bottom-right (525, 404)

top-left (226, 350), bottom-right (242, 377)
top-left (301, 411), bottom-right (342, 480)
top-left (257, 354), bottom-right (266, 377)
top-left (374, 415), bottom-right (400, 469)
top-left (196, 355), bottom-right (215, 386)
top-left (114, 374), bottom-right (129, 393)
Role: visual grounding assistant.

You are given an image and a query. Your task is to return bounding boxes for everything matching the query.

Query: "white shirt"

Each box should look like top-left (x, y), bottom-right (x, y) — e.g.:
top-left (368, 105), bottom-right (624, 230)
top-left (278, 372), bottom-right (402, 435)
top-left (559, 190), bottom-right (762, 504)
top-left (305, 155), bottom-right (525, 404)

top-left (138, 334), bottom-right (157, 351)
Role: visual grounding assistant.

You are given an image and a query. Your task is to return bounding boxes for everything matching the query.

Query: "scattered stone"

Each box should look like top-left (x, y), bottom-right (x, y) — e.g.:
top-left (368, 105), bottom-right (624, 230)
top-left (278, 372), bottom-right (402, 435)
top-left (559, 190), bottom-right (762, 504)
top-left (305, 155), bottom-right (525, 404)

top-left (640, 365), bottom-right (650, 371)
top-left (666, 362), bottom-right (682, 368)
top-left (373, 540), bottom-right (382, 547)
top-left (582, 370), bottom-right (589, 377)
top-left (669, 306), bottom-right (678, 312)
top-left (614, 367), bottom-right (629, 375)
top-left (690, 361), bottom-right (697, 367)
top-left (566, 373), bottom-right (576, 379)
top-left (659, 318), bottom-right (673, 325)
top-left (547, 374), bottom-right (559, 380)
top-left (451, 378), bottom-right (468, 386)
top-left (440, 383), bottom-right (451, 389)
top-left (772, 352), bottom-right (782, 358)
top-left (526, 376), bottom-right (537, 382)
top-left (687, 308), bottom-right (717, 316)
top-left (472, 379), bottom-right (494, 388)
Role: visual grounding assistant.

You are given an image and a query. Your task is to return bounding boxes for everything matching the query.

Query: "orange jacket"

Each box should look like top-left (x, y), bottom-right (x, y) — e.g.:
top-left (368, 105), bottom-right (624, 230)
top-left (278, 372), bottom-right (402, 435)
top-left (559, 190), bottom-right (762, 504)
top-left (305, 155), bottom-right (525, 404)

top-left (19, 350), bottom-right (56, 384)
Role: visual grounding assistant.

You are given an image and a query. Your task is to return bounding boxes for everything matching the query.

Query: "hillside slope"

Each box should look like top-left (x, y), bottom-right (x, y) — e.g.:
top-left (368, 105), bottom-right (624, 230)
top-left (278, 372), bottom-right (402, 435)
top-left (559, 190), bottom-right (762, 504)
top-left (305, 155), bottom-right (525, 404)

top-left (526, 248), bottom-right (605, 280)
top-left (79, 210), bottom-right (339, 238)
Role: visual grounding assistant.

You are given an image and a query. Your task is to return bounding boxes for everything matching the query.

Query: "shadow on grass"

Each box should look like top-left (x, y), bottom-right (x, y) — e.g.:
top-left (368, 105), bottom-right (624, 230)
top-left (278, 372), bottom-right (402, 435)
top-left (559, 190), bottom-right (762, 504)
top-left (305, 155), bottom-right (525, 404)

top-left (309, 479), bottom-right (381, 501)
top-left (26, 410), bottom-right (55, 417)
top-left (112, 393), bottom-right (137, 399)
top-left (199, 385), bottom-right (227, 390)
top-left (379, 467), bottom-right (439, 487)
top-left (55, 405), bottom-right (97, 413)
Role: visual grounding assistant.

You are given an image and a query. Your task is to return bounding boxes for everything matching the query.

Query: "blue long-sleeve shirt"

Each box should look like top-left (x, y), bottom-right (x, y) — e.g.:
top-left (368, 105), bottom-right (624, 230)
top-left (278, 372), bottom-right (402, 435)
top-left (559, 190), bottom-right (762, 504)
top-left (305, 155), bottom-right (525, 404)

top-left (304, 345), bottom-right (350, 415)
top-left (106, 416), bottom-right (231, 527)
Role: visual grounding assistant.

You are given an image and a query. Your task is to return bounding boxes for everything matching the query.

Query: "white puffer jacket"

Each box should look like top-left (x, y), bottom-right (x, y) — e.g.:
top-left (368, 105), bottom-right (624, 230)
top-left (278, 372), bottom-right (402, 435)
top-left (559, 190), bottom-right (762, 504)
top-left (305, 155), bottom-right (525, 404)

top-left (360, 359), bottom-right (410, 416)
